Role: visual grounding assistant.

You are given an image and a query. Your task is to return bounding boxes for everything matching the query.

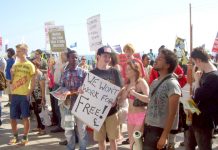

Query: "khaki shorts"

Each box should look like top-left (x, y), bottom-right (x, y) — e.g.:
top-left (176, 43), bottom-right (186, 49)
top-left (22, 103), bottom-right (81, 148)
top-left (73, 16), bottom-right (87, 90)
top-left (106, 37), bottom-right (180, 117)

top-left (4, 80), bottom-right (11, 94)
top-left (94, 113), bottom-right (120, 141)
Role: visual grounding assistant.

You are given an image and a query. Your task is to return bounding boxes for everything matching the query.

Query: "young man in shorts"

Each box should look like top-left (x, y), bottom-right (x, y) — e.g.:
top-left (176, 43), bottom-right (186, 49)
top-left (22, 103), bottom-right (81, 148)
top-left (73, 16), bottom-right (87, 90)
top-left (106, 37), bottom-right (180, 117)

top-left (90, 46), bottom-right (123, 150)
top-left (9, 44), bottom-right (36, 145)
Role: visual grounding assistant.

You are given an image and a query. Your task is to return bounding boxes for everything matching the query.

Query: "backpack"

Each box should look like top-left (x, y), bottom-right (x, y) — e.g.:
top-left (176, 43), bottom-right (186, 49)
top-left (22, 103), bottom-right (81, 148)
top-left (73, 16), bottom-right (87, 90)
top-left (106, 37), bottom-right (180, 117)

top-left (0, 71), bottom-right (7, 91)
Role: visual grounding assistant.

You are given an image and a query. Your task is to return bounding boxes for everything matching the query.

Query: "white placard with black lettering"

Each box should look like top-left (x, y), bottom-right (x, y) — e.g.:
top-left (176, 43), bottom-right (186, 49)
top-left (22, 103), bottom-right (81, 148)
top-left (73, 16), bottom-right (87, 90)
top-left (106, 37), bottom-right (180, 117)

top-left (87, 14), bottom-right (103, 51)
top-left (72, 72), bottom-right (120, 131)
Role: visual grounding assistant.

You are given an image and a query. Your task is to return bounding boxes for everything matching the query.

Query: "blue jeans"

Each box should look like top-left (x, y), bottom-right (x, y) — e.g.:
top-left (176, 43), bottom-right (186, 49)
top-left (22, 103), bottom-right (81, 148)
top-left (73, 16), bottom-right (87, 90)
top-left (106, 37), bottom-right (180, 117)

top-left (185, 126), bottom-right (213, 150)
top-left (65, 118), bottom-right (88, 150)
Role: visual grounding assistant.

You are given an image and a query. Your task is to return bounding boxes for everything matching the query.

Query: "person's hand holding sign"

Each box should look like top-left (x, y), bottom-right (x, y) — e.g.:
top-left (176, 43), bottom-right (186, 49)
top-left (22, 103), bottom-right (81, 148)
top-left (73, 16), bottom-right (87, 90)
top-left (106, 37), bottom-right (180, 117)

top-left (77, 86), bottom-right (84, 95)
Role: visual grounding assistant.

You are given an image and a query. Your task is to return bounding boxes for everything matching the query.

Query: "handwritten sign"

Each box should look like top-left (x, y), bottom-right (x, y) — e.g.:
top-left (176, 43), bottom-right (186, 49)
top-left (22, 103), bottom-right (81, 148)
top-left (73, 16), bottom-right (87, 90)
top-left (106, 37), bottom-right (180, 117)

top-left (87, 14), bottom-right (102, 52)
top-left (44, 21), bottom-right (55, 45)
top-left (48, 26), bottom-right (67, 52)
top-left (72, 72), bottom-right (120, 131)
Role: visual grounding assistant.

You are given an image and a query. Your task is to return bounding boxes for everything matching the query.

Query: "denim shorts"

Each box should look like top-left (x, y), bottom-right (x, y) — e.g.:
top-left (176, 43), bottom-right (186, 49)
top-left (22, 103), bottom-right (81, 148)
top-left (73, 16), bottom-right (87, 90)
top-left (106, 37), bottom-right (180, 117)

top-left (10, 95), bottom-right (30, 119)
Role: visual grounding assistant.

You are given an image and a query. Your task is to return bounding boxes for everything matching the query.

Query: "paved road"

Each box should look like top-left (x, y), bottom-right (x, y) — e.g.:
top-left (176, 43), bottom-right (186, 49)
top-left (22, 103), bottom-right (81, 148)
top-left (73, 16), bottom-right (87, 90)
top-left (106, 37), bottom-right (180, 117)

top-left (1, 84), bottom-right (218, 150)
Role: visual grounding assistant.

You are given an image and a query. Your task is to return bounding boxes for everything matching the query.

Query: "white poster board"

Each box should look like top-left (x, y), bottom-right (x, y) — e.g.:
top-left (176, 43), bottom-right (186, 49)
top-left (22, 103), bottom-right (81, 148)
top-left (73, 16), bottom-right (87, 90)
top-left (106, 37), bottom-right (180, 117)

top-left (44, 21), bottom-right (55, 45)
top-left (72, 72), bottom-right (120, 131)
top-left (48, 26), bottom-right (67, 52)
top-left (87, 14), bottom-right (103, 52)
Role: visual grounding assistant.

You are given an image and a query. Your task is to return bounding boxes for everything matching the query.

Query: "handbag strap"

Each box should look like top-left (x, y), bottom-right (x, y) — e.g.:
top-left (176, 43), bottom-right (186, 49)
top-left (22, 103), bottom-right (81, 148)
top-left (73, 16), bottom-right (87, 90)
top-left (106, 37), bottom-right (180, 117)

top-left (0, 71), bottom-right (6, 85)
top-left (151, 74), bottom-right (173, 97)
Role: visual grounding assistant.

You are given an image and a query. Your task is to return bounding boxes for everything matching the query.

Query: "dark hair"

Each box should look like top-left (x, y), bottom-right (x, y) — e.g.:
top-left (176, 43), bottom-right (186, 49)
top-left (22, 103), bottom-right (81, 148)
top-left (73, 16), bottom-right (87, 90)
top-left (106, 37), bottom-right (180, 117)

top-left (142, 54), bottom-right (149, 61)
top-left (35, 49), bottom-right (42, 54)
top-left (67, 49), bottom-right (77, 58)
top-left (191, 47), bottom-right (209, 63)
top-left (110, 52), bottom-right (119, 66)
top-left (126, 60), bottom-right (140, 84)
top-left (7, 48), bottom-right (15, 56)
top-left (161, 49), bottom-right (178, 73)
top-left (158, 45), bottom-right (165, 53)
top-left (31, 59), bottom-right (40, 68)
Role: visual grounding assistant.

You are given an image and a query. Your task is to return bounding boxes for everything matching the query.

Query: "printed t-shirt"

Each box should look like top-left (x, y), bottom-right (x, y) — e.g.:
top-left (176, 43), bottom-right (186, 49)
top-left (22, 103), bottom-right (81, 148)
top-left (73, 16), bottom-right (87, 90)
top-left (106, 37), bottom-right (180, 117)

top-left (11, 61), bottom-right (35, 95)
top-left (146, 75), bottom-right (181, 130)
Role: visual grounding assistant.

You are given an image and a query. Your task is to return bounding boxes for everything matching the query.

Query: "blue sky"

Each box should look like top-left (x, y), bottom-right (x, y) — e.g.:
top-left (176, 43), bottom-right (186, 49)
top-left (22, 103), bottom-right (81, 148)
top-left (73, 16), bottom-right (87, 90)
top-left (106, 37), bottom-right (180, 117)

top-left (0, 0), bottom-right (217, 55)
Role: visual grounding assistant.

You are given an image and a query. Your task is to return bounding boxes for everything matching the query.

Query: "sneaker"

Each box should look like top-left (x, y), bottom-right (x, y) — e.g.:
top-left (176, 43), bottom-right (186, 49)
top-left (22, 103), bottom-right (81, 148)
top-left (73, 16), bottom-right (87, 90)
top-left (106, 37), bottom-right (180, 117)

top-left (59, 140), bottom-right (68, 145)
top-left (4, 103), bottom-right (10, 107)
top-left (180, 141), bottom-right (185, 146)
top-left (8, 137), bottom-right (19, 145)
top-left (18, 139), bottom-right (28, 146)
top-left (37, 130), bottom-right (46, 136)
top-left (50, 127), bottom-right (64, 133)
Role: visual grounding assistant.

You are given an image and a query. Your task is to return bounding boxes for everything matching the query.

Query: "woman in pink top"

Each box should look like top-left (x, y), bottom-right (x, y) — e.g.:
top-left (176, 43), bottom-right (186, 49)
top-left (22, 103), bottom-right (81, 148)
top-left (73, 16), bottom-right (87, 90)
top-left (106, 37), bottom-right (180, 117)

top-left (119, 60), bottom-right (149, 149)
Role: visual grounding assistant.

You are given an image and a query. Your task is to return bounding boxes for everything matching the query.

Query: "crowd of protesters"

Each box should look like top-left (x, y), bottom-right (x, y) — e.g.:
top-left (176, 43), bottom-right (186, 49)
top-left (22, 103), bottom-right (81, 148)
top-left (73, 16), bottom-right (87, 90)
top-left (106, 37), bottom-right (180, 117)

top-left (0, 42), bottom-right (218, 150)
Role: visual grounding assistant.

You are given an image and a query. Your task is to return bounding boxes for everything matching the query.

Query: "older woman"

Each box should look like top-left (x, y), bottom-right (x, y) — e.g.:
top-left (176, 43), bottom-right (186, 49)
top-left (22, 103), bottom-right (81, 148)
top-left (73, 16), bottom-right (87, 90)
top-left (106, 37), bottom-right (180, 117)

top-left (119, 60), bottom-right (149, 149)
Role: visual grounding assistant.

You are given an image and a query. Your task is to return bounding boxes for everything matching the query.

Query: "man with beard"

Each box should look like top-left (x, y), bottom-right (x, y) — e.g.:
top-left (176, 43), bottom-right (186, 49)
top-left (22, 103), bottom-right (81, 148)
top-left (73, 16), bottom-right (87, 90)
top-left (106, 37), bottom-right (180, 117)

top-left (143, 49), bottom-right (181, 150)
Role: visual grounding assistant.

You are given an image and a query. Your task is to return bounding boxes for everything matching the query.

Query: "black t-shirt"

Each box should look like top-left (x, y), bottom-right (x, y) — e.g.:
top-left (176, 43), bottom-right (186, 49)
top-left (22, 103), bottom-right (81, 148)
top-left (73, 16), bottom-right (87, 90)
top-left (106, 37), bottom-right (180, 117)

top-left (90, 67), bottom-right (122, 116)
top-left (193, 71), bottom-right (218, 128)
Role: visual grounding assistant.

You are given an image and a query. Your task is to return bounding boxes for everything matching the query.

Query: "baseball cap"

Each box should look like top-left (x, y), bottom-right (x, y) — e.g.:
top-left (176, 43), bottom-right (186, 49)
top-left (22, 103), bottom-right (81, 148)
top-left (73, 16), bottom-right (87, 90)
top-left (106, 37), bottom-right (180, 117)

top-left (97, 46), bottom-right (112, 55)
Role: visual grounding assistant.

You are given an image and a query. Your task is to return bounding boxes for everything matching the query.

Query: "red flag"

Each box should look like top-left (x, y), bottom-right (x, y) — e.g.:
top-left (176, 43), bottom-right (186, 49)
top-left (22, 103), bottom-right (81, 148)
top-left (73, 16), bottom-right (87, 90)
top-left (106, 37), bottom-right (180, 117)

top-left (212, 32), bottom-right (218, 53)
top-left (0, 36), bottom-right (2, 50)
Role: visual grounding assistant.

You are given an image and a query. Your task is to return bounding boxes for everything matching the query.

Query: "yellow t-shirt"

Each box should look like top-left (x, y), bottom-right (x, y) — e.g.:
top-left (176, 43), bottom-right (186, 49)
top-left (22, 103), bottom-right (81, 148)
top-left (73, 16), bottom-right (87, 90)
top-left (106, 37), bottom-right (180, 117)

top-left (11, 61), bottom-right (35, 95)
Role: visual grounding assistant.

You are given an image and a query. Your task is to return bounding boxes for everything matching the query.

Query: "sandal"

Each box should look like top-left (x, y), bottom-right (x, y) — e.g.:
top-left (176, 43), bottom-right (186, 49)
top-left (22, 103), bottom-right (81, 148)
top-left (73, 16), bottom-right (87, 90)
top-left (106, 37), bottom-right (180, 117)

top-left (8, 137), bottom-right (19, 145)
top-left (18, 138), bottom-right (28, 146)
top-left (122, 138), bottom-right (130, 145)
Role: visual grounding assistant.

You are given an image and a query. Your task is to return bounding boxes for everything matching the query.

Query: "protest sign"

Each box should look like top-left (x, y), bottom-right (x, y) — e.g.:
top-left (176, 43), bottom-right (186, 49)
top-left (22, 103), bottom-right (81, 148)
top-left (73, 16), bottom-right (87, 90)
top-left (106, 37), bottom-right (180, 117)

top-left (72, 72), bottom-right (121, 131)
top-left (48, 26), bottom-right (67, 52)
top-left (212, 32), bottom-right (218, 53)
top-left (44, 21), bottom-right (55, 45)
top-left (175, 37), bottom-right (186, 59)
top-left (87, 14), bottom-right (102, 52)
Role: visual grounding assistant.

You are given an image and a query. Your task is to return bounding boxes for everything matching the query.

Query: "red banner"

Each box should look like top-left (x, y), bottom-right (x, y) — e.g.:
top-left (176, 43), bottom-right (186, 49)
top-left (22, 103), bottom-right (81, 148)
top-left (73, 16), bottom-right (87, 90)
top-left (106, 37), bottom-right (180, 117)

top-left (212, 32), bottom-right (218, 53)
top-left (0, 36), bottom-right (2, 50)
top-left (118, 53), bottom-right (141, 82)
